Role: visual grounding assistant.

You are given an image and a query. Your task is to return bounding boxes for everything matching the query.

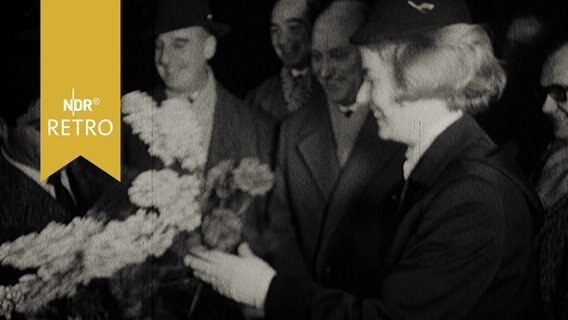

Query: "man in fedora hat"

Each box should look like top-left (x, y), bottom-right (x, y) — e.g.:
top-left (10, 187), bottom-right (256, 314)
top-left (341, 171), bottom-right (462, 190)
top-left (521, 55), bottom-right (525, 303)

top-left (122, 0), bottom-right (275, 239)
top-left (184, 0), bottom-right (543, 319)
top-left (120, 0), bottom-right (275, 318)
top-left (123, 0), bottom-right (274, 176)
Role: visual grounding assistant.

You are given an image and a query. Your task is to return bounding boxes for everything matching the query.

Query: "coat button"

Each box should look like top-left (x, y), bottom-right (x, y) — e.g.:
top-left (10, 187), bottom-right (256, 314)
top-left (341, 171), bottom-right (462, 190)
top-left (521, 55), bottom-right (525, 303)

top-left (324, 266), bottom-right (332, 277)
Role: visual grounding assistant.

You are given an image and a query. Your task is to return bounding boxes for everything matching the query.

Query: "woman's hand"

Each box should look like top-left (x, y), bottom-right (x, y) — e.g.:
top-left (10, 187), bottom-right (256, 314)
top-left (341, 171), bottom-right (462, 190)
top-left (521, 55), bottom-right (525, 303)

top-left (184, 243), bottom-right (276, 310)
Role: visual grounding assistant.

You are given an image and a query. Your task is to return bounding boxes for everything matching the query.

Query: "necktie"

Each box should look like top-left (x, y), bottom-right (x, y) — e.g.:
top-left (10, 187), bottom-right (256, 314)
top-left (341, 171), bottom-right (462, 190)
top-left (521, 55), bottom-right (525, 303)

top-left (47, 171), bottom-right (77, 214)
top-left (338, 104), bottom-right (359, 118)
top-left (282, 68), bottom-right (312, 113)
top-left (290, 68), bottom-right (309, 78)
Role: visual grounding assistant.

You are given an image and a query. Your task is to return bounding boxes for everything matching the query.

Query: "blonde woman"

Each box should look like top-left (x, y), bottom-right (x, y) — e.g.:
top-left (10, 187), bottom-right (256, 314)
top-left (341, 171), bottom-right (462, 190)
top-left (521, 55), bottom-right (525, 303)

top-left (185, 1), bottom-right (544, 319)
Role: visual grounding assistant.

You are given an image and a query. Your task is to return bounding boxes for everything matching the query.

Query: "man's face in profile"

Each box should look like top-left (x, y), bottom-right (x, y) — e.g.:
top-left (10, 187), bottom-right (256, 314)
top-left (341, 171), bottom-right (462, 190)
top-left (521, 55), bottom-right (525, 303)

top-left (541, 43), bottom-right (568, 139)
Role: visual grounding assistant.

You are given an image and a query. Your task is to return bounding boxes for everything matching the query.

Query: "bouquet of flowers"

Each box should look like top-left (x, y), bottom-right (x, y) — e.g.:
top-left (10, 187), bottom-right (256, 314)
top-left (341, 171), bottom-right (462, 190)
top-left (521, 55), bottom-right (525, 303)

top-left (0, 91), bottom-right (274, 319)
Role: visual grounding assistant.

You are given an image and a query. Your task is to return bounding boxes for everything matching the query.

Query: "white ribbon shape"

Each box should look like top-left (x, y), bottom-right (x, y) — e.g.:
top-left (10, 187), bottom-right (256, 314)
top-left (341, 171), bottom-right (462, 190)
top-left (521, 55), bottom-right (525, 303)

top-left (407, 1), bottom-right (435, 13)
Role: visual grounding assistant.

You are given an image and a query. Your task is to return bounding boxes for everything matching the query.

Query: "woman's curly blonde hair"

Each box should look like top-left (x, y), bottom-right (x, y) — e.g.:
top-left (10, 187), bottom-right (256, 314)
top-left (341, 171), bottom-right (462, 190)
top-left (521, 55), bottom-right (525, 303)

top-left (373, 23), bottom-right (507, 114)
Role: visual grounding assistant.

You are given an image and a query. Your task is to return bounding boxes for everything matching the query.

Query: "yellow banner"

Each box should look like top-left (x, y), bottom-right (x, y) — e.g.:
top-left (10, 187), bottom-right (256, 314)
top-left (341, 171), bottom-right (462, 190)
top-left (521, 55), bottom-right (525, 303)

top-left (41, 0), bottom-right (121, 181)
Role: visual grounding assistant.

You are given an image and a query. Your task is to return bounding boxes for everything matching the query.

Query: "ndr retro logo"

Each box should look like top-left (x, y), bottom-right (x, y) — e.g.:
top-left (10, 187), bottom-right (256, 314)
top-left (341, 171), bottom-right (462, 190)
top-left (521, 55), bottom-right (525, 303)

top-left (47, 88), bottom-right (113, 137)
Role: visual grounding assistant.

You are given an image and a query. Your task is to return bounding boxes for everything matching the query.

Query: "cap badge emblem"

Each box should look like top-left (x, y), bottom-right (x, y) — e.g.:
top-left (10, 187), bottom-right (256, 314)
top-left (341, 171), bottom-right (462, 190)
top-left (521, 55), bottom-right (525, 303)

top-left (407, 1), bottom-right (435, 13)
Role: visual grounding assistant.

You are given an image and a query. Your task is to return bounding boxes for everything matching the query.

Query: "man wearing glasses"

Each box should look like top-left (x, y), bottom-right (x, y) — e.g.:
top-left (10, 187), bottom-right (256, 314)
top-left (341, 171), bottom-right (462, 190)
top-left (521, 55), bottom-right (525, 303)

top-left (535, 39), bottom-right (568, 320)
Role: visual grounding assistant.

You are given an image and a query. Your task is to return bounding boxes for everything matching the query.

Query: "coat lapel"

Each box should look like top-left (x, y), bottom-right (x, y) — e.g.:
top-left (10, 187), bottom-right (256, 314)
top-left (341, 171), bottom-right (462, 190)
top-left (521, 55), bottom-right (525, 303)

top-left (0, 157), bottom-right (74, 240)
top-left (206, 84), bottom-right (245, 172)
top-left (297, 104), bottom-right (341, 201)
top-left (316, 114), bottom-right (406, 263)
top-left (332, 114), bottom-right (403, 202)
top-left (395, 115), bottom-right (480, 217)
top-left (384, 115), bottom-right (493, 268)
top-left (394, 131), bottom-right (471, 219)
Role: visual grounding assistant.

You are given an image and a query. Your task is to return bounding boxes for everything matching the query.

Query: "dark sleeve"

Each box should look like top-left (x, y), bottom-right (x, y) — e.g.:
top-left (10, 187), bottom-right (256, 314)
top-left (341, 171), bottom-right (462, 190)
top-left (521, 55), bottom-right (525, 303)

top-left (245, 83), bottom-right (264, 117)
top-left (254, 112), bottom-right (277, 168)
top-left (243, 112), bottom-right (277, 256)
top-left (73, 158), bottom-right (134, 220)
top-left (265, 178), bottom-right (506, 320)
top-left (245, 78), bottom-right (282, 123)
top-left (262, 123), bottom-right (312, 281)
top-left (539, 195), bottom-right (568, 319)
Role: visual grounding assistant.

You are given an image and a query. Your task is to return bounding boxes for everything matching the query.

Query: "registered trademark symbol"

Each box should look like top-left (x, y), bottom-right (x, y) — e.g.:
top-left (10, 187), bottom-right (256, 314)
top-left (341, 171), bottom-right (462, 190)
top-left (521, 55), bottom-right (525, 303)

top-left (93, 98), bottom-right (101, 105)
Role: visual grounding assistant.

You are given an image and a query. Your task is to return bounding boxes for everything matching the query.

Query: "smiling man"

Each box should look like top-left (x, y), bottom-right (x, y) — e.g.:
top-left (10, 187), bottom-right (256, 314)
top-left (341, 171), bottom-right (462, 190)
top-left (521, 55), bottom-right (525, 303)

top-left (246, 0), bottom-right (323, 124)
top-left (121, 0), bottom-right (275, 318)
top-left (535, 39), bottom-right (568, 319)
top-left (154, 26), bottom-right (215, 98)
top-left (256, 0), bottom-right (406, 292)
top-left (122, 0), bottom-right (275, 236)
top-left (123, 0), bottom-right (274, 175)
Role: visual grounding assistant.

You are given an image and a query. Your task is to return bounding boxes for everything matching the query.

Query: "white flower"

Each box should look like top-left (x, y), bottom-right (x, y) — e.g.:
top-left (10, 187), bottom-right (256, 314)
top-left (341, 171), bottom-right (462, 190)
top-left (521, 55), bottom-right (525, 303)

top-left (128, 169), bottom-right (182, 209)
top-left (160, 198), bottom-right (201, 227)
top-left (121, 93), bottom-right (207, 170)
top-left (181, 152), bottom-right (207, 172)
top-left (179, 174), bottom-right (202, 198)
top-left (233, 157), bottom-right (275, 196)
top-left (0, 91), bottom-right (279, 317)
top-left (121, 91), bottom-right (155, 116)
top-left (82, 211), bottom-right (162, 279)
top-left (124, 112), bottom-right (154, 137)
top-left (147, 138), bottom-right (175, 166)
top-left (150, 98), bottom-right (205, 165)
top-left (0, 218), bottom-right (102, 270)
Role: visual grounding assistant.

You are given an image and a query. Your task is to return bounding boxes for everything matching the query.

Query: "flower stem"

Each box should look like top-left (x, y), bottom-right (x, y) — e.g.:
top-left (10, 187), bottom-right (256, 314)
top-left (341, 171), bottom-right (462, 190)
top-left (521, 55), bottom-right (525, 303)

top-left (187, 282), bottom-right (203, 319)
top-left (237, 196), bottom-right (253, 217)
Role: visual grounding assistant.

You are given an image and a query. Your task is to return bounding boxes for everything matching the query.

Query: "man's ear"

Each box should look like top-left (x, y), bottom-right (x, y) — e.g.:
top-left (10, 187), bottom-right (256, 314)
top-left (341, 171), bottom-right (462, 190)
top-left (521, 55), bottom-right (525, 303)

top-left (203, 35), bottom-right (217, 60)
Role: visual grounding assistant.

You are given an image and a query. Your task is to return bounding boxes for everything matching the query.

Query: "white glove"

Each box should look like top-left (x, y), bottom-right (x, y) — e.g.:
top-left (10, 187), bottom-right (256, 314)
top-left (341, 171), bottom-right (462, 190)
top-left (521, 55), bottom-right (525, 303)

top-left (184, 243), bottom-right (276, 309)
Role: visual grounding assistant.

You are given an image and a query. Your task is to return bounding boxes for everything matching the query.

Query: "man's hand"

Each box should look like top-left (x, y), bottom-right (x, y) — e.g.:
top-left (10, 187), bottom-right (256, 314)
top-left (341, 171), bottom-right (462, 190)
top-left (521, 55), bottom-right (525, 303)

top-left (184, 243), bottom-right (276, 309)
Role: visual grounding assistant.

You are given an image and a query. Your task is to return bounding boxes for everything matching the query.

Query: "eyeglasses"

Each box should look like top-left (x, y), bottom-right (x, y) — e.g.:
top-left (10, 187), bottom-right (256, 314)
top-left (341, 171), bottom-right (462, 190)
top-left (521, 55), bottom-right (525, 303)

top-left (541, 84), bottom-right (568, 103)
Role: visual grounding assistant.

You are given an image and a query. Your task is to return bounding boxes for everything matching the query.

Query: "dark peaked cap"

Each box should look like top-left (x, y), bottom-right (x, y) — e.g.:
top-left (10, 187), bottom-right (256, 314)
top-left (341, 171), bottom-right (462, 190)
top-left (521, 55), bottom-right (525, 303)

top-left (351, 0), bottom-right (472, 44)
top-left (154, 0), bottom-right (230, 36)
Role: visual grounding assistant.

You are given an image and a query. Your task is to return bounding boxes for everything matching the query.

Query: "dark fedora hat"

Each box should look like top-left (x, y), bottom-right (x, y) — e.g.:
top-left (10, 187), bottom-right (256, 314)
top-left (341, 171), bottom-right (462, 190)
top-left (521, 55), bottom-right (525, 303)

top-left (154, 0), bottom-right (230, 36)
top-left (351, 0), bottom-right (471, 44)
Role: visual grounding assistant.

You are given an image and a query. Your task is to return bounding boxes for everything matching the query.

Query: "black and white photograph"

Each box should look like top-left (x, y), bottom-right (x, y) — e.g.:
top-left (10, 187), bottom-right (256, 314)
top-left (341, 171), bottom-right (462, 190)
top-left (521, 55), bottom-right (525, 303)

top-left (1, 0), bottom-right (568, 319)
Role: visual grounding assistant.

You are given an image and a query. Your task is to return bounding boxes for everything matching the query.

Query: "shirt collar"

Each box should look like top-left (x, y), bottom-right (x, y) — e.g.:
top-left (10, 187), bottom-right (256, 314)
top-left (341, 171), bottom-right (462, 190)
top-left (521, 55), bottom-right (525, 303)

top-left (189, 67), bottom-right (216, 103)
top-left (337, 80), bottom-right (371, 115)
top-left (289, 67), bottom-right (310, 78)
top-left (1, 147), bottom-right (43, 184)
top-left (1, 147), bottom-right (75, 200)
top-left (403, 110), bottom-right (463, 180)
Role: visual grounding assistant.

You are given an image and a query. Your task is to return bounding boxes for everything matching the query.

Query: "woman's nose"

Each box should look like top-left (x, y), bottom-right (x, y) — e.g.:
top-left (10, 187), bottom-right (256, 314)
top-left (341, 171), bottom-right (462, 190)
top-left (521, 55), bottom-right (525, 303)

top-left (542, 95), bottom-right (556, 115)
